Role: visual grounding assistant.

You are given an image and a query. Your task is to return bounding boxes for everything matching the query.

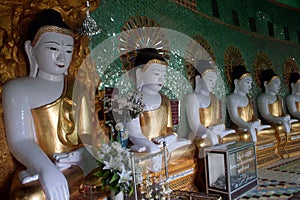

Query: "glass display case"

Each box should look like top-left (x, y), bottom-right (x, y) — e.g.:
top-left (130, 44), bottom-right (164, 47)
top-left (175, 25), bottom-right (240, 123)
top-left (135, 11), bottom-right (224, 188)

top-left (204, 141), bottom-right (257, 200)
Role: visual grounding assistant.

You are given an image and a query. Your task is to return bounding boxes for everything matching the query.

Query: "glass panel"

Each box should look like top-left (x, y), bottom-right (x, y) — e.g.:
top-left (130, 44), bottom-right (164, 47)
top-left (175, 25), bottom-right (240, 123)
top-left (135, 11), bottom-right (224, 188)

top-left (208, 153), bottom-right (226, 190)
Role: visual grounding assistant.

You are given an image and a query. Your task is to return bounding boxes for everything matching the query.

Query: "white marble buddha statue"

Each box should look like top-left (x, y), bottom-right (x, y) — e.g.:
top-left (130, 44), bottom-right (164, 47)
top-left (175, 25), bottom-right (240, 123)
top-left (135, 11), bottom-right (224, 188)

top-left (227, 65), bottom-right (272, 142)
top-left (286, 72), bottom-right (300, 119)
top-left (184, 59), bottom-right (237, 147)
top-left (2, 9), bottom-right (102, 200)
top-left (226, 65), bottom-right (282, 167)
top-left (257, 69), bottom-right (296, 134)
top-left (125, 48), bottom-right (195, 170)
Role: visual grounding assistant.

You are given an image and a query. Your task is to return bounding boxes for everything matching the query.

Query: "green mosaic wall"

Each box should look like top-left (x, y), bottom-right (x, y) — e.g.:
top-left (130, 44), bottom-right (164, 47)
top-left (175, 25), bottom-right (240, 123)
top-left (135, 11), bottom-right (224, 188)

top-left (90, 0), bottom-right (300, 100)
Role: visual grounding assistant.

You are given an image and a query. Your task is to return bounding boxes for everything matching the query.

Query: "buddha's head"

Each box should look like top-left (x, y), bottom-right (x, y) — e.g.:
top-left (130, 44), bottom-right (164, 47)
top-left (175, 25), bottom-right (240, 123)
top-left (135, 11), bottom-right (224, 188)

top-left (135, 48), bottom-right (168, 93)
top-left (25, 9), bottom-right (74, 77)
top-left (290, 72), bottom-right (300, 94)
top-left (232, 65), bottom-right (252, 95)
top-left (194, 59), bottom-right (217, 93)
top-left (261, 69), bottom-right (281, 94)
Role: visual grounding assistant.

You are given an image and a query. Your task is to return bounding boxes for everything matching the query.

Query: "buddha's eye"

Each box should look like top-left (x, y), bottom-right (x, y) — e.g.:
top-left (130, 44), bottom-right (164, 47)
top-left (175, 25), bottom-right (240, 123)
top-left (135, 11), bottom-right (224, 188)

top-left (48, 46), bottom-right (59, 51)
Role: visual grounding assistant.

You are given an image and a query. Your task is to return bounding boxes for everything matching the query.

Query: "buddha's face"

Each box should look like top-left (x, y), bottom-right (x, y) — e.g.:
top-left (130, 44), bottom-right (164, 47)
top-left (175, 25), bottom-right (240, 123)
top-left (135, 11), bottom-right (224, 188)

top-left (141, 63), bottom-right (167, 92)
top-left (33, 32), bottom-right (74, 75)
top-left (237, 75), bottom-right (252, 94)
top-left (202, 71), bottom-right (218, 92)
top-left (267, 77), bottom-right (281, 94)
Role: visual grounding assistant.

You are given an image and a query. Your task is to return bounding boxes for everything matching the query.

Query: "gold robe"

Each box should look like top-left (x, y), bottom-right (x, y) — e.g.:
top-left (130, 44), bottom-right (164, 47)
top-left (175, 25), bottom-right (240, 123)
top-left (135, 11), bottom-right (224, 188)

top-left (11, 76), bottom-right (96, 200)
top-left (199, 94), bottom-right (222, 128)
top-left (237, 97), bottom-right (255, 122)
top-left (140, 94), bottom-right (173, 139)
top-left (268, 96), bottom-right (283, 117)
top-left (139, 94), bottom-right (195, 162)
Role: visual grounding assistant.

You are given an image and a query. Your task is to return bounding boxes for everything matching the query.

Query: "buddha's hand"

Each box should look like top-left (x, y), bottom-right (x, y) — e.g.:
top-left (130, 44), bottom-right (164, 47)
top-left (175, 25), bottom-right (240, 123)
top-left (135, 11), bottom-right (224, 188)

top-left (281, 114), bottom-right (298, 128)
top-left (152, 134), bottom-right (177, 145)
top-left (208, 124), bottom-right (225, 135)
top-left (278, 117), bottom-right (291, 133)
top-left (251, 120), bottom-right (271, 132)
top-left (53, 147), bottom-right (95, 171)
top-left (130, 145), bottom-right (147, 152)
top-left (246, 124), bottom-right (257, 142)
top-left (40, 164), bottom-right (69, 200)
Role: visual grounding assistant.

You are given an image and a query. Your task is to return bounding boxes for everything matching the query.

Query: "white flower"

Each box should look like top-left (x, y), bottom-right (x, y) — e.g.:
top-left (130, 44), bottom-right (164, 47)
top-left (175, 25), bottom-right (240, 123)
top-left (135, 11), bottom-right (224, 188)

top-left (117, 167), bottom-right (132, 186)
top-left (103, 155), bottom-right (122, 171)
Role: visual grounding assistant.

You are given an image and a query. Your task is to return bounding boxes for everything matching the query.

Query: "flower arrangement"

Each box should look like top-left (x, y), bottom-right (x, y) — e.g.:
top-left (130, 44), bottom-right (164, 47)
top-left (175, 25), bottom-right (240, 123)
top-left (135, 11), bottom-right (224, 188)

top-left (103, 89), bottom-right (145, 145)
top-left (108, 89), bottom-right (144, 122)
top-left (95, 141), bottom-right (135, 196)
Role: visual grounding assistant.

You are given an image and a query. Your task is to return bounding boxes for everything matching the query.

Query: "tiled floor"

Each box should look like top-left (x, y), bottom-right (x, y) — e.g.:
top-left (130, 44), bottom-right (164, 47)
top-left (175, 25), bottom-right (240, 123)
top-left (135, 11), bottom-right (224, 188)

top-left (238, 157), bottom-right (300, 200)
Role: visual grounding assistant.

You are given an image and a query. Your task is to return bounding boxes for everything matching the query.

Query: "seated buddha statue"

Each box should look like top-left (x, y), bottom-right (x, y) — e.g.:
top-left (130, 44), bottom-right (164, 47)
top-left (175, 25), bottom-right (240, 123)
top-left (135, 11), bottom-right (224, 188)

top-left (2, 9), bottom-right (105, 200)
top-left (257, 68), bottom-right (299, 158)
top-left (125, 48), bottom-right (195, 171)
top-left (257, 69), bottom-right (294, 133)
top-left (184, 59), bottom-right (237, 149)
top-left (286, 72), bottom-right (300, 119)
top-left (227, 65), bottom-right (280, 167)
top-left (183, 59), bottom-right (238, 191)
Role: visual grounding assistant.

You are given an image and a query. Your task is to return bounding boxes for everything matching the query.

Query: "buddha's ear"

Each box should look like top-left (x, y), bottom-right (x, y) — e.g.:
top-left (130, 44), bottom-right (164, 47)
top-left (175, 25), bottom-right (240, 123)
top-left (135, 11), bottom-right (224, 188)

top-left (136, 68), bottom-right (143, 91)
top-left (25, 40), bottom-right (38, 77)
top-left (263, 81), bottom-right (268, 89)
top-left (233, 79), bottom-right (238, 87)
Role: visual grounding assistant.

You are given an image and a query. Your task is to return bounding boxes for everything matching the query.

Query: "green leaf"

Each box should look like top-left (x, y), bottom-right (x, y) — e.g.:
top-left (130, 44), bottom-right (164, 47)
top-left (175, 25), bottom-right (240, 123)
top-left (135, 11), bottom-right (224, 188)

top-left (109, 172), bottom-right (119, 184)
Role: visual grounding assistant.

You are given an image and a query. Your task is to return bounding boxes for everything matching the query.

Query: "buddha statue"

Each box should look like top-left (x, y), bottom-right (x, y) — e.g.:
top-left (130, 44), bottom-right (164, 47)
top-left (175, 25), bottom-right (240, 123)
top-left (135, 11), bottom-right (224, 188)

top-left (286, 72), bottom-right (300, 119)
top-left (184, 59), bottom-right (237, 149)
top-left (257, 69), bottom-right (294, 132)
top-left (183, 59), bottom-right (239, 191)
top-left (125, 48), bottom-right (195, 171)
top-left (226, 65), bottom-right (280, 167)
top-left (2, 9), bottom-right (104, 200)
top-left (257, 68), bottom-right (299, 158)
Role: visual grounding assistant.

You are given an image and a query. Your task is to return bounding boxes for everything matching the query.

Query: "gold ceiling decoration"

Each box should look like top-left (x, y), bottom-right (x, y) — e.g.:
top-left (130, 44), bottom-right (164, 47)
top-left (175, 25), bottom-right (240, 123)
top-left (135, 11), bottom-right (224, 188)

top-left (283, 57), bottom-right (299, 88)
top-left (253, 51), bottom-right (274, 89)
top-left (224, 45), bottom-right (246, 89)
top-left (118, 16), bottom-right (170, 71)
top-left (185, 33), bottom-right (216, 86)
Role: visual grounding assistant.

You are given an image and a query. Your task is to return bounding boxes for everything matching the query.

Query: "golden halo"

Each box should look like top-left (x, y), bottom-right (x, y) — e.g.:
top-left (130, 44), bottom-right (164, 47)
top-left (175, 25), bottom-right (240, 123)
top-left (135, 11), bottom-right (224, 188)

top-left (118, 16), bottom-right (170, 71)
top-left (283, 57), bottom-right (299, 88)
top-left (253, 51), bottom-right (274, 89)
top-left (224, 45), bottom-right (246, 89)
top-left (185, 33), bottom-right (216, 87)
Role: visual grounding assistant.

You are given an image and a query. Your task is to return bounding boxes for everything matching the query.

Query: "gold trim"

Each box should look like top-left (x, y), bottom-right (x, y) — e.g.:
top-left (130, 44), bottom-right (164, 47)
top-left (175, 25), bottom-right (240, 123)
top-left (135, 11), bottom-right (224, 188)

top-left (201, 68), bottom-right (216, 77)
top-left (238, 73), bottom-right (251, 81)
top-left (267, 75), bottom-right (279, 84)
top-left (141, 59), bottom-right (168, 72)
top-left (31, 25), bottom-right (75, 46)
